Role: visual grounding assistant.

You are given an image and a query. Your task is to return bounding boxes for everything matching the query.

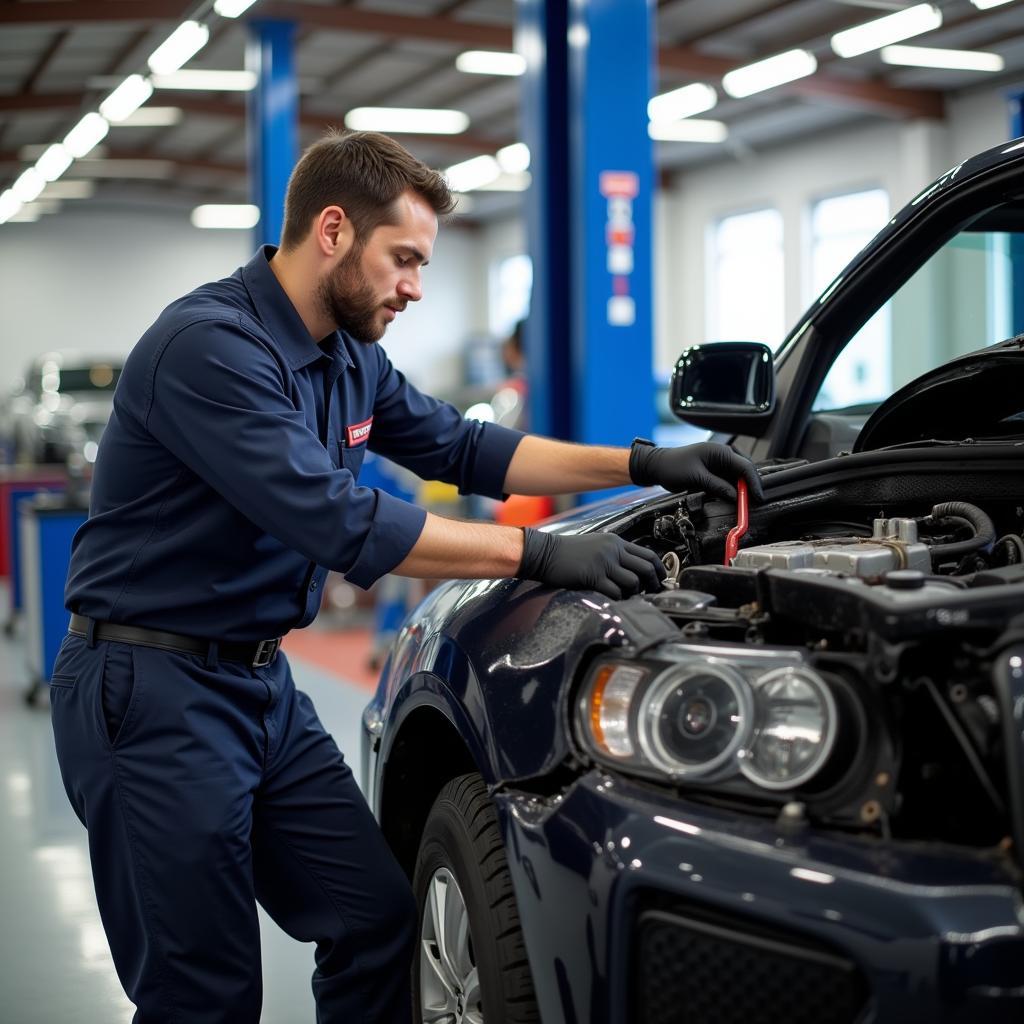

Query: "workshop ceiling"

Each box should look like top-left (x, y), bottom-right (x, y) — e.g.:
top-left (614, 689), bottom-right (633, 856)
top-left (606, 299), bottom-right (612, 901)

top-left (1, 0), bottom-right (1022, 223)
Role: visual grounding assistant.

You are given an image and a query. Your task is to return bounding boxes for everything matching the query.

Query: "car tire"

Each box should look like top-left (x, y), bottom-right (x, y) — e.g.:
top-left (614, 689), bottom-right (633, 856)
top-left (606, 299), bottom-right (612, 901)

top-left (413, 772), bottom-right (540, 1024)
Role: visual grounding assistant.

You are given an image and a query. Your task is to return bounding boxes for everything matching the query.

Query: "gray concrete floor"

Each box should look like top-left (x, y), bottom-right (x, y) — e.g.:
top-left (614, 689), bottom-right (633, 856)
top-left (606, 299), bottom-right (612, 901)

top-left (0, 592), bottom-right (374, 1023)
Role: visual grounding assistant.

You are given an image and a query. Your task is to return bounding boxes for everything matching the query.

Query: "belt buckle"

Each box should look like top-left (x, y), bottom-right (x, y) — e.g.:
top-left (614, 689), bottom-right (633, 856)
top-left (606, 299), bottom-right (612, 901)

top-left (252, 638), bottom-right (280, 668)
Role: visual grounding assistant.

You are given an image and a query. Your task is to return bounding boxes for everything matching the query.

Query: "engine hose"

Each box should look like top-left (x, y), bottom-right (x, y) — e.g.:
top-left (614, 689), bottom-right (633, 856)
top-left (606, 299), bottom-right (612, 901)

top-left (996, 534), bottom-right (1024, 565)
top-left (926, 502), bottom-right (996, 563)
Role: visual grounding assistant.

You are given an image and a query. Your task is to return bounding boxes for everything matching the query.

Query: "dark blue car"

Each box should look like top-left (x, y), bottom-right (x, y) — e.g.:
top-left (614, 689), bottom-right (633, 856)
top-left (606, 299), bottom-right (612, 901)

top-left (362, 136), bottom-right (1024, 1024)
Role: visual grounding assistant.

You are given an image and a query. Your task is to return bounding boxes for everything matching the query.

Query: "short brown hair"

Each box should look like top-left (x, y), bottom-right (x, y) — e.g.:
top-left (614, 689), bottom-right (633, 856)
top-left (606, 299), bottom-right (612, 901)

top-left (279, 130), bottom-right (455, 250)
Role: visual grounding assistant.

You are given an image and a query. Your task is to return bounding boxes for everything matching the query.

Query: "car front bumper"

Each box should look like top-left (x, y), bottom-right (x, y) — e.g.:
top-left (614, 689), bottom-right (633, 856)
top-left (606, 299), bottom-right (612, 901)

top-left (494, 770), bottom-right (1024, 1024)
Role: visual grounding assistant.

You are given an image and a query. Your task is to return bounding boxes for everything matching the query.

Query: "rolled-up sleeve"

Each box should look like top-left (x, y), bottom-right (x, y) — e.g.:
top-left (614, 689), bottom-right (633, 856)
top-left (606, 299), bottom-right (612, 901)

top-left (368, 350), bottom-right (525, 500)
top-left (146, 317), bottom-right (425, 587)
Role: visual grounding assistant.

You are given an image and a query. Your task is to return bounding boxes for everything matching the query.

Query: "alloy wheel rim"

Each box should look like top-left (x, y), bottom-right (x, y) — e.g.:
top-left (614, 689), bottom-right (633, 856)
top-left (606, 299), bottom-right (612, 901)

top-left (419, 867), bottom-right (483, 1024)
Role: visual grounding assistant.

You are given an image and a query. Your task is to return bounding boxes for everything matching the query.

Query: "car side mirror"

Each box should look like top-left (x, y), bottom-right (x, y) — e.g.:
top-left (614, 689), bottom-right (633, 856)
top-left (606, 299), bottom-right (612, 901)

top-left (670, 341), bottom-right (776, 433)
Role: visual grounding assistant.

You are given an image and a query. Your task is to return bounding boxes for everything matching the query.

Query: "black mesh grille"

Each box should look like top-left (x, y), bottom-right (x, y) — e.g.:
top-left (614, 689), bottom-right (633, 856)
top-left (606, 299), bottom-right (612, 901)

top-left (633, 904), bottom-right (869, 1024)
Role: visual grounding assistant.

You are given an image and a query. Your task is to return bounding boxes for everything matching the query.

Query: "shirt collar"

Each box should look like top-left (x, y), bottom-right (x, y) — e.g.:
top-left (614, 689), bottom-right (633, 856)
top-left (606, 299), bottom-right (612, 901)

top-left (240, 245), bottom-right (353, 371)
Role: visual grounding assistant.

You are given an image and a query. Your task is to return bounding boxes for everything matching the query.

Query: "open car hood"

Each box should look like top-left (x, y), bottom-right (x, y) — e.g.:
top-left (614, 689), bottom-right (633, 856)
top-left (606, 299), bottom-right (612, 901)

top-left (854, 334), bottom-right (1024, 452)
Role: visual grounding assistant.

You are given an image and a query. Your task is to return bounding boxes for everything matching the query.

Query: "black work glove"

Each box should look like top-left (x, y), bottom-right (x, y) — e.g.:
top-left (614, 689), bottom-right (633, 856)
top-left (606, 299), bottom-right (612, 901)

top-left (628, 440), bottom-right (764, 503)
top-left (519, 529), bottom-right (666, 600)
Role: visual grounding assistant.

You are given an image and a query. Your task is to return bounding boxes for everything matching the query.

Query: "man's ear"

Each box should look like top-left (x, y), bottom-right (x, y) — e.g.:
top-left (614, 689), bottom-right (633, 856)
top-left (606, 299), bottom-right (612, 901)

top-left (314, 206), bottom-right (356, 258)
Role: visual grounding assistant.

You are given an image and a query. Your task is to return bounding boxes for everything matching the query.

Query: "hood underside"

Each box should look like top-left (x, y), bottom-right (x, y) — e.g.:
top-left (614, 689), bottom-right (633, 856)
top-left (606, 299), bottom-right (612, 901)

top-left (855, 335), bottom-right (1024, 452)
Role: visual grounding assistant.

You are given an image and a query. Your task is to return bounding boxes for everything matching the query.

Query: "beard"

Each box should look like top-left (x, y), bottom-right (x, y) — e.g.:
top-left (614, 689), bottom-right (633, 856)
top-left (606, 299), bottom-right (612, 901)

top-left (317, 244), bottom-right (390, 343)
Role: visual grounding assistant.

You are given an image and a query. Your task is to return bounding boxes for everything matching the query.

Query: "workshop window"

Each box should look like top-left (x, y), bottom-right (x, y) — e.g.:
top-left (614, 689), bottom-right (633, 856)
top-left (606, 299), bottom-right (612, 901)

top-left (708, 208), bottom-right (785, 347)
top-left (810, 189), bottom-right (890, 410)
top-left (489, 253), bottom-right (533, 340)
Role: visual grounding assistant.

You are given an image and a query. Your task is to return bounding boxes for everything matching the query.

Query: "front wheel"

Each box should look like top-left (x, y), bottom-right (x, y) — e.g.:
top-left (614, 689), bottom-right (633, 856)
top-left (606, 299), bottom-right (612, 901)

top-left (412, 773), bottom-right (539, 1024)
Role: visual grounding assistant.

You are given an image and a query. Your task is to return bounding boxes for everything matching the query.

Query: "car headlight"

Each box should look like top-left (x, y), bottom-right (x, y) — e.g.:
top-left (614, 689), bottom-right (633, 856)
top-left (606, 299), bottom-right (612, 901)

top-left (738, 667), bottom-right (837, 790)
top-left (578, 653), bottom-right (840, 792)
top-left (640, 664), bottom-right (753, 779)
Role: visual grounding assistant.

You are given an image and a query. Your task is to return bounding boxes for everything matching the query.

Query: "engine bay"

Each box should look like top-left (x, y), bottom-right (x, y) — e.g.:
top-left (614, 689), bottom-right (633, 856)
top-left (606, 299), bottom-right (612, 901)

top-left (611, 459), bottom-right (1024, 854)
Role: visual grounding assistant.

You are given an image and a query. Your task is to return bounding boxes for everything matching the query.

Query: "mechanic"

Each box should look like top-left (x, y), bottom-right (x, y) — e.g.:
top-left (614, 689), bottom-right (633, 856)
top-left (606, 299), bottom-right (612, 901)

top-left (49, 130), bottom-right (763, 1024)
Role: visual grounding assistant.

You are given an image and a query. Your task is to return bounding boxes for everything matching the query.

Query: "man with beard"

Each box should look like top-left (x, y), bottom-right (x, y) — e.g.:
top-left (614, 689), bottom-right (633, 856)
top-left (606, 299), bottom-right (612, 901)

top-left (51, 131), bottom-right (761, 1023)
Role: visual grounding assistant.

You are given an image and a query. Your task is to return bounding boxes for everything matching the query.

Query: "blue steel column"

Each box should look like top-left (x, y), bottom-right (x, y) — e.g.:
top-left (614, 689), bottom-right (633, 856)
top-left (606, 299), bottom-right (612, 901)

top-left (516, 1), bottom-right (572, 440)
top-left (246, 19), bottom-right (298, 249)
top-left (1010, 90), bottom-right (1024, 336)
top-left (569, 0), bottom-right (655, 450)
top-left (518, 1), bottom-right (655, 449)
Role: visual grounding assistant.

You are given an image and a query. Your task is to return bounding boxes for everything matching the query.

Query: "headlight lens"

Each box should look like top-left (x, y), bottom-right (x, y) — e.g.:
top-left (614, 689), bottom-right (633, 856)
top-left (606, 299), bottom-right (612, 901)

top-left (587, 663), bottom-right (646, 758)
top-left (640, 665), bottom-right (752, 778)
top-left (739, 667), bottom-right (837, 790)
top-left (578, 653), bottom-right (841, 792)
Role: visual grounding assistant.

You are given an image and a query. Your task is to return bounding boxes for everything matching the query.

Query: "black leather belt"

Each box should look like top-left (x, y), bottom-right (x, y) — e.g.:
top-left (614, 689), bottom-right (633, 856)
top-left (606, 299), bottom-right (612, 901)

top-left (68, 614), bottom-right (282, 668)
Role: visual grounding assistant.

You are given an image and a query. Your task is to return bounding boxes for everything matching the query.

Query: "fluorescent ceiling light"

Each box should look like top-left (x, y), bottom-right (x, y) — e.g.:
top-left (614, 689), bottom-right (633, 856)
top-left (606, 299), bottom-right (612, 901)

top-left (116, 106), bottom-right (183, 127)
top-left (0, 190), bottom-right (23, 224)
top-left (5, 204), bottom-right (42, 223)
top-left (648, 118), bottom-right (728, 143)
top-left (445, 155), bottom-right (501, 192)
top-left (213, 0), bottom-right (259, 16)
top-left (19, 199), bottom-right (61, 216)
top-left (191, 204), bottom-right (260, 229)
top-left (831, 4), bottom-right (942, 59)
top-left (880, 44), bottom-right (1004, 71)
top-left (35, 143), bottom-right (73, 182)
top-left (722, 49), bottom-right (817, 98)
top-left (13, 167), bottom-right (47, 203)
top-left (41, 180), bottom-right (97, 199)
top-left (344, 107), bottom-right (469, 134)
top-left (496, 142), bottom-right (530, 174)
top-left (63, 112), bottom-right (110, 158)
top-left (147, 20), bottom-right (210, 75)
top-left (100, 74), bottom-right (154, 122)
top-left (455, 50), bottom-right (526, 76)
top-left (151, 69), bottom-right (257, 91)
top-left (648, 83), bottom-right (717, 122)
top-left (970, 0), bottom-right (1014, 7)
top-left (19, 143), bottom-right (107, 161)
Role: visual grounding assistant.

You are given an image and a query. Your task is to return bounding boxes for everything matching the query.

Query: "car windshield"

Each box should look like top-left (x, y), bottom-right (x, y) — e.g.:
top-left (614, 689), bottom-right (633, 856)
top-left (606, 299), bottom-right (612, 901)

top-left (46, 365), bottom-right (121, 394)
top-left (813, 222), bottom-right (1022, 414)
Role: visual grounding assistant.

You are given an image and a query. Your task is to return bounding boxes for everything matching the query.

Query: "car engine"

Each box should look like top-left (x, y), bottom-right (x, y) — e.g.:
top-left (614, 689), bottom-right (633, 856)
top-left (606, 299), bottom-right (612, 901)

top-left (607, 473), bottom-right (1024, 855)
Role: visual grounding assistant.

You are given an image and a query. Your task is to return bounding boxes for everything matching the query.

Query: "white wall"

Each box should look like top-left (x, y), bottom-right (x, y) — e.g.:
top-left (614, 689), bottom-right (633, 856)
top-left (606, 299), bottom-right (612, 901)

top-left (0, 205), bottom-right (249, 386)
top-left (0, 204), bottom-right (488, 395)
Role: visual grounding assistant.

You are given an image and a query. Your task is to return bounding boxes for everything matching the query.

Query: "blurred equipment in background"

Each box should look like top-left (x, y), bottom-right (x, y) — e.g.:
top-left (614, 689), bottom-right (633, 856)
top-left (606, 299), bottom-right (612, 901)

top-left (4, 351), bottom-right (121, 466)
top-left (0, 466), bottom-right (67, 635)
top-left (21, 485), bottom-right (89, 704)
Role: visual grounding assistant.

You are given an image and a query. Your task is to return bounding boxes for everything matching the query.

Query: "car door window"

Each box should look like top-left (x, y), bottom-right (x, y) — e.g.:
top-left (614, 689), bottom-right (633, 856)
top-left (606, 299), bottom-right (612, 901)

top-left (809, 190), bottom-right (890, 412)
top-left (813, 227), bottom-right (1022, 414)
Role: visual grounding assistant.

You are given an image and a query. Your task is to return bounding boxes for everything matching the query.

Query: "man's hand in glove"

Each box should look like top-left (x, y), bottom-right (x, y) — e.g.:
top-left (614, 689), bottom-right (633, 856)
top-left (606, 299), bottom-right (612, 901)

top-left (629, 439), bottom-right (764, 503)
top-left (519, 529), bottom-right (666, 600)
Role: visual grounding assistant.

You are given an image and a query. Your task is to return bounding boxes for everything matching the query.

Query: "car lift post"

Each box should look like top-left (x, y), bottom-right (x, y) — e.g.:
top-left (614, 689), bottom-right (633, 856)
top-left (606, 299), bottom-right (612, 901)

top-left (518, 0), bottom-right (656, 463)
top-left (246, 18), bottom-right (298, 250)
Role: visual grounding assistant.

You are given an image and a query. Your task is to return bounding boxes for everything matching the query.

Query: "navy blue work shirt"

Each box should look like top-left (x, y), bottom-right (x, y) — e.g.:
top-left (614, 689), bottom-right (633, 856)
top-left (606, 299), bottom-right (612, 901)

top-left (65, 246), bottom-right (525, 642)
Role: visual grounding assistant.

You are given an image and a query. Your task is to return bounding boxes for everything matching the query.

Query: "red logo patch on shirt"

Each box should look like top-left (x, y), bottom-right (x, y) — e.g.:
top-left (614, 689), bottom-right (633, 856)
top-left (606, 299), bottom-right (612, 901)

top-left (346, 417), bottom-right (373, 447)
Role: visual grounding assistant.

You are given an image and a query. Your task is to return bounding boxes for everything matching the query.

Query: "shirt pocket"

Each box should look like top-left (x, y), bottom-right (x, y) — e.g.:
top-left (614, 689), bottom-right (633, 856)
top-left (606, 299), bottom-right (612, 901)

top-left (340, 443), bottom-right (366, 480)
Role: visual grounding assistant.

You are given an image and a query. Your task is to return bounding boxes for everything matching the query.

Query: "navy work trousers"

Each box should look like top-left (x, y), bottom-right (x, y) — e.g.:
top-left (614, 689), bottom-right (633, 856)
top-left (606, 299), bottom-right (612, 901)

top-left (49, 633), bottom-right (415, 1023)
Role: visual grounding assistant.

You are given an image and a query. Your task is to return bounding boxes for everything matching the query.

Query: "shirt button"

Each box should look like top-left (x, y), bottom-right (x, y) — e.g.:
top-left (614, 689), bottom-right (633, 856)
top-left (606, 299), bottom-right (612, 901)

top-left (309, 579), bottom-right (319, 592)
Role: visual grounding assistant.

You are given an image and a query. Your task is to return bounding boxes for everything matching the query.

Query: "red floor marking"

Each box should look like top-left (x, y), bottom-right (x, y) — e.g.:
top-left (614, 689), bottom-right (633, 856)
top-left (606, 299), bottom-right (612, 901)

top-left (281, 627), bottom-right (381, 692)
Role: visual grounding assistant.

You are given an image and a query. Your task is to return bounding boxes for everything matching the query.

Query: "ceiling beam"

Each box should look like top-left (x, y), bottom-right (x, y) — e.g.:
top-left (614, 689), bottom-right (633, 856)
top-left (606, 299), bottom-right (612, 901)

top-left (258, 2), bottom-right (513, 49)
top-left (0, 1), bottom-right (187, 25)
top-left (20, 28), bottom-right (71, 94)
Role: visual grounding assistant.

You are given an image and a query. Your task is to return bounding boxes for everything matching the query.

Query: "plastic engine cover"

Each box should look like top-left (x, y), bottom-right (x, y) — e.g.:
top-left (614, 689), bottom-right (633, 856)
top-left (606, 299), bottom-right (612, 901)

top-left (733, 518), bottom-right (931, 577)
